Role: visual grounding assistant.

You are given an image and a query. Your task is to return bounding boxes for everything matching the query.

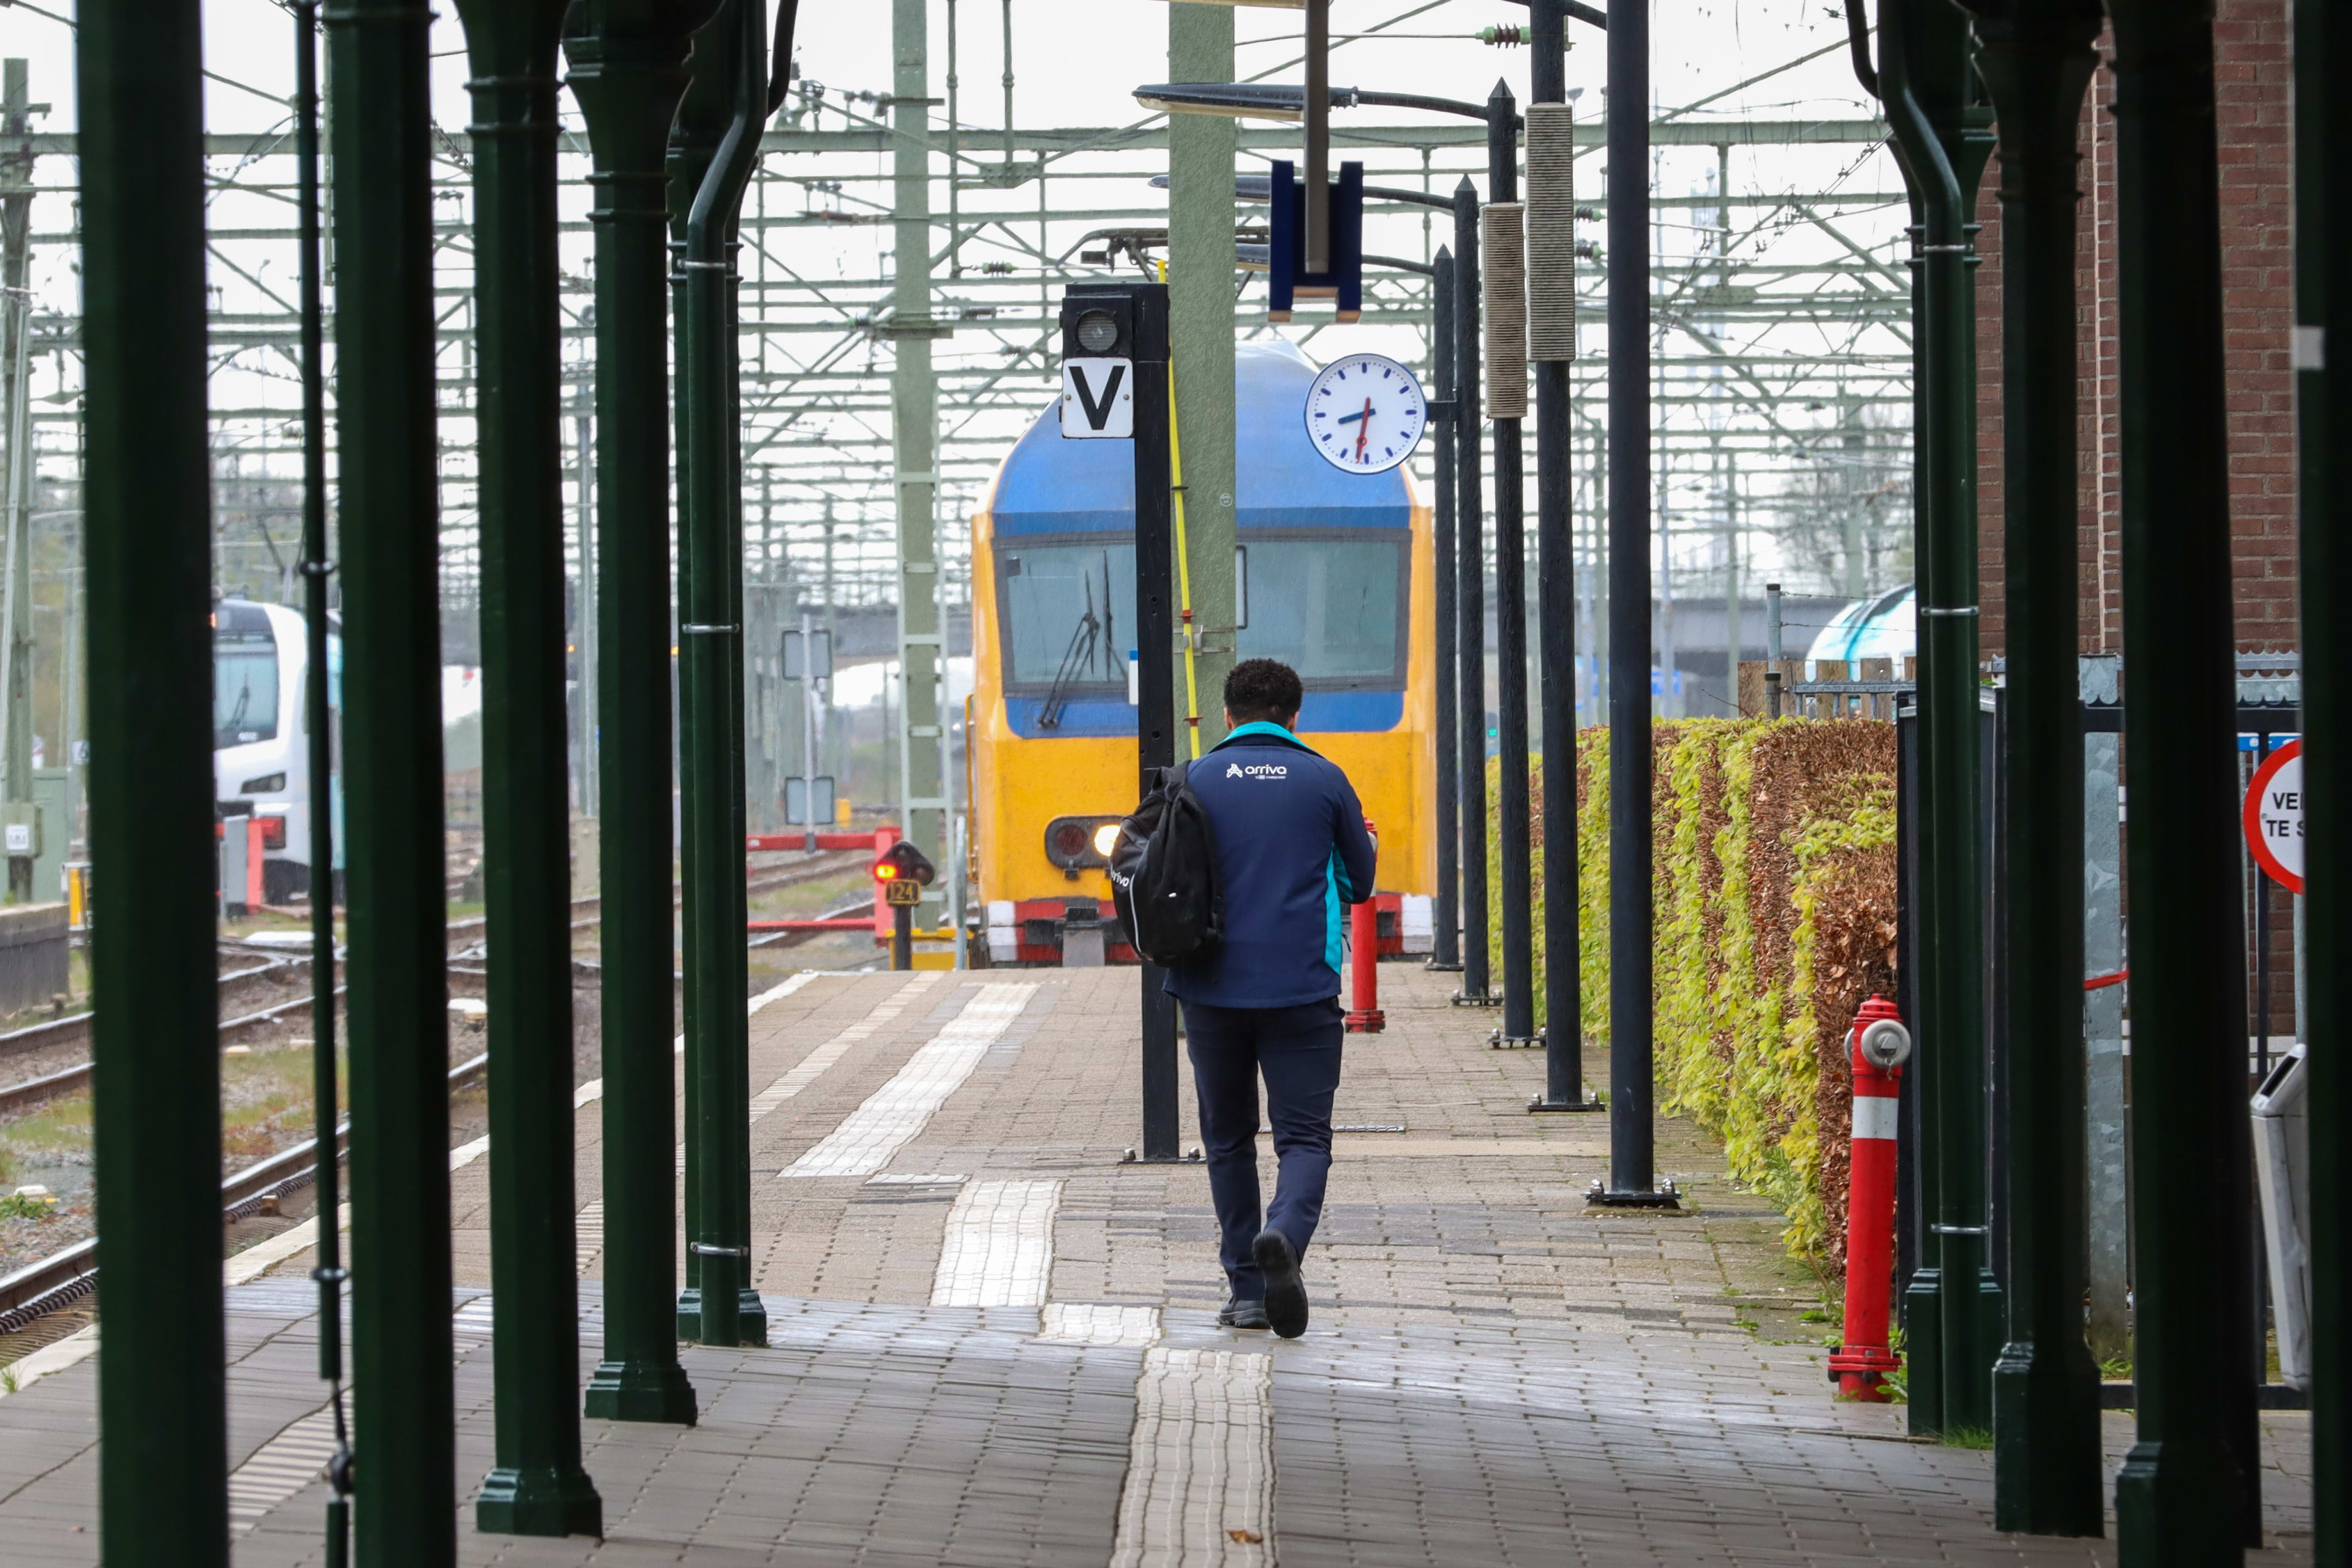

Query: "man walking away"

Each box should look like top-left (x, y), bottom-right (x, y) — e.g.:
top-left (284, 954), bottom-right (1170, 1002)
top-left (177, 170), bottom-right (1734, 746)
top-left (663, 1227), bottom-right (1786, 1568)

top-left (1169, 658), bottom-right (1376, 1338)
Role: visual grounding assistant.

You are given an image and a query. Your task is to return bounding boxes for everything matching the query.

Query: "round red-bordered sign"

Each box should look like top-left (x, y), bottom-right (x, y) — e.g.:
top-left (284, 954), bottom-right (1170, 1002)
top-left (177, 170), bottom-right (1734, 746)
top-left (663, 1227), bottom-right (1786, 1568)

top-left (2242, 737), bottom-right (2304, 894)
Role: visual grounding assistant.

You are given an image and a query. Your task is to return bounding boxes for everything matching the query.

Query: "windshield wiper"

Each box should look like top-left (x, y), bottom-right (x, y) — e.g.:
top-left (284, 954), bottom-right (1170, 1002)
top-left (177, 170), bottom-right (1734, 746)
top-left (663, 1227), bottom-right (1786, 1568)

top-left (1098, 548), bottom-right (1116, 682)
top-left (221, 677), bottom-right (254, 742)
top-left (1038, 575), bottom-right (1102, 730)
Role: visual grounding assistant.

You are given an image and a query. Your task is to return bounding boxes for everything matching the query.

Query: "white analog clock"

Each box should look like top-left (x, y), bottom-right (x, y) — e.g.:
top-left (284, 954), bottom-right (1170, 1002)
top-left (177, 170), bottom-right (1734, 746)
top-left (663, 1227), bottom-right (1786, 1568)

top-left (1304, 352), bottom-right (1428, 475)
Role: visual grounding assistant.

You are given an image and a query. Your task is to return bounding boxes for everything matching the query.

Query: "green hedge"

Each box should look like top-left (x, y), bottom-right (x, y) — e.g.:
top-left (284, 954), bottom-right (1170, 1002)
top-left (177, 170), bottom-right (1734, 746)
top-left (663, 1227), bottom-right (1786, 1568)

top-left (1488, 718), bottom-right (1898, 1262)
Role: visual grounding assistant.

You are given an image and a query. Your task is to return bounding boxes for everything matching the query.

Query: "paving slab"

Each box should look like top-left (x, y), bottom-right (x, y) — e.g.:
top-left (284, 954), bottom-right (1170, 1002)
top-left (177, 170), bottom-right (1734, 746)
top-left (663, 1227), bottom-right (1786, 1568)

top-left (0, 965), bottom-right (2315, 1564)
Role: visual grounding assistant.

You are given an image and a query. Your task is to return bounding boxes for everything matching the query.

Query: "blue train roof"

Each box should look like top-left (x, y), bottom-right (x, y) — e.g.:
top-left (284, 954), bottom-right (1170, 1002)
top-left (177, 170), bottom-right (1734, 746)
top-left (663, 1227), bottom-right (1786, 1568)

top-left (988, 341), bottom-right (1414, 537)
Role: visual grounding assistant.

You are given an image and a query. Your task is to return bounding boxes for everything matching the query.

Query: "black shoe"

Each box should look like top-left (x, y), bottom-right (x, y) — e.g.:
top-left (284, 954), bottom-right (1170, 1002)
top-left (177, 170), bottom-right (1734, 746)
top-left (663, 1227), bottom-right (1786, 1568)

top-left (1218, 1298), bottom-right (1270, 1330)
top-left (1253, 1230), bottom-right (1308, 1339)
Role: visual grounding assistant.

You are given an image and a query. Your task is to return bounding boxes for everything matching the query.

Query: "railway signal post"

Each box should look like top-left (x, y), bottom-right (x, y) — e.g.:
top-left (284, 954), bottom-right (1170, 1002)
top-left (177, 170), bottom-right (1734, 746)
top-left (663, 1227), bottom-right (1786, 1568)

top-left (875, 840), bottom-right (935, 971)
top-left (1060, 282), bottom-right (1181, 1161)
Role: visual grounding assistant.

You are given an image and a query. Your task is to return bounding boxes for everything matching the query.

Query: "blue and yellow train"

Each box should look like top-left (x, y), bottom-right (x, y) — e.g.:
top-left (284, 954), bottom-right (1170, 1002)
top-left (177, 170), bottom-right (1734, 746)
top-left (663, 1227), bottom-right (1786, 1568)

top-left (970, 341), bottom-right (1437, 965)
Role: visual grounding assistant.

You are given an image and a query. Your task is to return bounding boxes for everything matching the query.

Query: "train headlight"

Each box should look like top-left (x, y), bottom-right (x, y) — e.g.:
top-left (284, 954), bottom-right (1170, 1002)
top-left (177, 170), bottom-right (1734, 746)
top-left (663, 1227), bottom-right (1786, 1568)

top-left (1044, 815), bottom-right (1122, 875)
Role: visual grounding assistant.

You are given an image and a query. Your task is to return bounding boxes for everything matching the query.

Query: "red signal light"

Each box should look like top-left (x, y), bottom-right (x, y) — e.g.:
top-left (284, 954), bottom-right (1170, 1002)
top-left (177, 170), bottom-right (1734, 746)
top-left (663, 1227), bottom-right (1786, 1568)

top-left (875, 862), bottom-right (899, 880)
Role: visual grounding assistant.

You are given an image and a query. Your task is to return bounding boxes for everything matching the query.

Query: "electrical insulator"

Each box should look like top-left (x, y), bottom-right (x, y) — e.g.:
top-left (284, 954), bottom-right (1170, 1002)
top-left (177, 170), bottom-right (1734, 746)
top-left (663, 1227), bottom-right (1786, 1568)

top-left (1479, 23), bottom-right (1528, 45)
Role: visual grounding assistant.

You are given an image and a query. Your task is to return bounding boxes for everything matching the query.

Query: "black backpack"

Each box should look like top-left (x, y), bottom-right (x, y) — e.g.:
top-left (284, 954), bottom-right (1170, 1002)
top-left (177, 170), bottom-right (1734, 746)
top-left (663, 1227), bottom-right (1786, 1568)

top-left (1109, 761), bottom-right (1224, 967)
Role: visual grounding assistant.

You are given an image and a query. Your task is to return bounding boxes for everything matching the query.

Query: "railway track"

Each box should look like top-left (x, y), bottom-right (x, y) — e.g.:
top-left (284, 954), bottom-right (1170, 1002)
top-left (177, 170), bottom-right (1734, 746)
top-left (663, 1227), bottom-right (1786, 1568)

top-left (0, 858), bottom-right (877, 1337)
top-left (0, 1050), bottom-right (492, 1335)
top-left (0, 850), bottom-right (864, 1114)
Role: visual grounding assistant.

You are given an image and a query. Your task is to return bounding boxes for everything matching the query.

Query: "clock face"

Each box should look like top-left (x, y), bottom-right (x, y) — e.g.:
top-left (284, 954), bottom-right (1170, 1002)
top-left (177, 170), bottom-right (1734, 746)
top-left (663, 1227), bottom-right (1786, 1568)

top-left (1305, 353), bottom-right (1428, 475)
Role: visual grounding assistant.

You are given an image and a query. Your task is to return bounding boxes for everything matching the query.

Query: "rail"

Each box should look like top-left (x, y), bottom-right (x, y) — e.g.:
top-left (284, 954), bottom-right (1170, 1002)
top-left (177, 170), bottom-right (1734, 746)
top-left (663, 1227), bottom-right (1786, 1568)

top-left (0, 1052), bottom-right (492, 1335)
top-left (0, 852), bottom-right (867, 1107)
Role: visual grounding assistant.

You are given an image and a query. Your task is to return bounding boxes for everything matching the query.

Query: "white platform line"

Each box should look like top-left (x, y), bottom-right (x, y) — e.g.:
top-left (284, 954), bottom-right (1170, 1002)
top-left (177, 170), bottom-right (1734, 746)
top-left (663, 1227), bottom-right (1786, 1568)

top-left (1111, 1347), bottom-right (1276, 1567)
top-left (783, 984), bottom-right (1038, 1178)
top-left (785, 982), bottom-right (1035, 1175)
top-left (1038, 1303), bottom-right (1163, 1348)
top-left (748, 973), bottom-right (939, 1121)
top-left (0, 1322), bottom-right (98, 1399)
top-left (673, 971), bottom-right (942, 1173)
top-left (225, 1289), bottom-right (496, 1534)
top-left (932, 1178), bottom-right (1062, 1308)
top-left (227, 1405), bottom-right (341, 1534)
top-left (575, 1199), bottom-right (605, 1273)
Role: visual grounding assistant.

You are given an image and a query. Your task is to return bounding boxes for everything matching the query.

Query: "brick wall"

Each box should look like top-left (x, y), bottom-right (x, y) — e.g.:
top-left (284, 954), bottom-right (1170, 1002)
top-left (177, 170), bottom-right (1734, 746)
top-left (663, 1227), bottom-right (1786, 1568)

top-left (1971, 0), bottom-right (2298, 658)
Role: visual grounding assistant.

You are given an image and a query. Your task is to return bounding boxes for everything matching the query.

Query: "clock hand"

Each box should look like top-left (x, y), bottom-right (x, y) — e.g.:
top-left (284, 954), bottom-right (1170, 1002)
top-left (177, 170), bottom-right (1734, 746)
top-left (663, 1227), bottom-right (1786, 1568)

top-left (1352, 397), bottom-right (1373, 461)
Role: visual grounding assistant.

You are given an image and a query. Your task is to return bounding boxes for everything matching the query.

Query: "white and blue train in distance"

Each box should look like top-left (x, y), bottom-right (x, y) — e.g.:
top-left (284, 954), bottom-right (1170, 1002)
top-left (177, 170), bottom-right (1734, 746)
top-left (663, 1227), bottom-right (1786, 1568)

top-left (213, 598), bottom-right (341, 905)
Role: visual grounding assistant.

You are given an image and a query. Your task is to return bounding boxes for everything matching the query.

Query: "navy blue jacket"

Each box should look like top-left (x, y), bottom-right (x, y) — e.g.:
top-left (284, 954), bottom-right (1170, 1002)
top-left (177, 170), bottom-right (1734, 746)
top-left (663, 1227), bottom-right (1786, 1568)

top-left (1166, 722), bottom-right (1378, 1009)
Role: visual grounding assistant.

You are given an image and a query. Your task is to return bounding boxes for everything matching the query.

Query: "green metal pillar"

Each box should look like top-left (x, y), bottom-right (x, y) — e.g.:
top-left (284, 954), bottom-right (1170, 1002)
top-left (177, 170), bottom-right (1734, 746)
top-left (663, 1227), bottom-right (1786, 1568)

top-left (1968, 0), bottom-right (2105, 1533)
top-left (326, 0), bottom-right (458, 1558)
top-left (675, 0), bottom-right (772, 1350)
top-left (1875, 0), bottom-right (1999, 1442)
top-left (2299, 0), bottom-right (2346, 1556)
top-left (77, 2), bottom-right (228, 1561)
top-left (567, 0), bottom-right (709, 1427)
top-left (2108, 0), bottom-right (2261, 1555)
top-left (890, 0), bottom-right (948, 880)
top-left (668, 4), bottom-right (717, 1342)
top-left (453, 0), bottom-right (605, 1536)
top-left (1167, 1), bottom-right (1237, 754)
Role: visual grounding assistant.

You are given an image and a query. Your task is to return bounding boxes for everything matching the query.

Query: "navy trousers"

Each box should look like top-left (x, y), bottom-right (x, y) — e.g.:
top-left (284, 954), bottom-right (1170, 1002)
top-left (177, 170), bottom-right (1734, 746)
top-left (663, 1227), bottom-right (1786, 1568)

top-left (1183, 996), bottom-right (1345, 1299)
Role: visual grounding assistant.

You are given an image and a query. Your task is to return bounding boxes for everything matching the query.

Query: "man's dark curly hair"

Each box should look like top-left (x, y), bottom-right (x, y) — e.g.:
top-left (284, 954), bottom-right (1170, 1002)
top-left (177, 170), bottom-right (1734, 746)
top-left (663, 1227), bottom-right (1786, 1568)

top-left (1224, 658), bottom-right (1304, 726)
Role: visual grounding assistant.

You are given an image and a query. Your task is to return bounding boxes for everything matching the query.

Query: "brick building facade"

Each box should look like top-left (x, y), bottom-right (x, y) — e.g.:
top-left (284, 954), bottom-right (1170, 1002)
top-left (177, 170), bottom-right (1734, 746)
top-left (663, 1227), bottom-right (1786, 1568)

top-left (1971, 0), bottom-right (2299, 658)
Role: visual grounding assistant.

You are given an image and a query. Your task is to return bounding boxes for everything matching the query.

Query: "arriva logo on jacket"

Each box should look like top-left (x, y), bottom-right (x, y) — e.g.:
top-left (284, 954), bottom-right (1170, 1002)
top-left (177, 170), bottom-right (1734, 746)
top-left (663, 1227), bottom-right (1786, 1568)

top-left (1226, 761), bottom-right (1290, 780)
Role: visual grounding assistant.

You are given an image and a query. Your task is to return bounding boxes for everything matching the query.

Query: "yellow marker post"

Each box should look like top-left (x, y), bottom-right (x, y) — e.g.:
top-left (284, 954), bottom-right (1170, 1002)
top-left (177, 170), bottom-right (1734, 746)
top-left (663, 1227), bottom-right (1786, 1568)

top-left (1159, 260), bottom-right (1204, 761)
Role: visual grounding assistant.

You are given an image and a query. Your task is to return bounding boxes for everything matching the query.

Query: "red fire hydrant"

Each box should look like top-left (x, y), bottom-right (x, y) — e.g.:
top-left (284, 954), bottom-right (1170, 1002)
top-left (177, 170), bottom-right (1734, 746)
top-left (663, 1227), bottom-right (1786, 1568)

top-left (1830, 994), bottom-right (1910, 1400)
top-left (1344, 821), bottom-right (1384, 1033)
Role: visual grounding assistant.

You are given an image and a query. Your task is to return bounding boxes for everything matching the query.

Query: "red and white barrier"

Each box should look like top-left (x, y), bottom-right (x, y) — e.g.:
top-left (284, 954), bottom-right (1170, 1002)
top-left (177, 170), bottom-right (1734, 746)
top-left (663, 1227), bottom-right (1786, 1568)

top-left (1344, 822), bottom-right (1384, 1033)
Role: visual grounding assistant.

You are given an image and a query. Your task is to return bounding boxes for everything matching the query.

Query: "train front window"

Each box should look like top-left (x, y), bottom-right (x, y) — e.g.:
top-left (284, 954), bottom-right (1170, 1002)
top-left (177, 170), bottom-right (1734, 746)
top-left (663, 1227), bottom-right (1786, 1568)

top-left (997, 541), bottom-right (1136, 691)
top-left (1236, 534), bottom-right (1405, 684)
top-left (214, 614), bottom-right (281, 748)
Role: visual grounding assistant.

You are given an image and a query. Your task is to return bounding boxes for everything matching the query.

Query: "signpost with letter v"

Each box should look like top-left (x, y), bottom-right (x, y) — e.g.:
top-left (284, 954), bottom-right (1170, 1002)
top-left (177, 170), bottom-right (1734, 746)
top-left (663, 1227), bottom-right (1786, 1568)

top-left (1058, 283), bottom-right (1182, 1161)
